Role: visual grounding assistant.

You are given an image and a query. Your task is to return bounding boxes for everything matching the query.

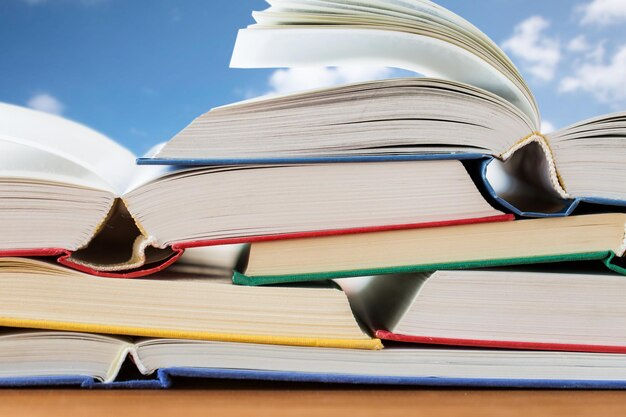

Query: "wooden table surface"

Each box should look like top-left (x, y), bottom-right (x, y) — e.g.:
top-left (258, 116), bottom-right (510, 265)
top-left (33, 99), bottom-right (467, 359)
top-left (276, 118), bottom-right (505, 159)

top-left (1, 384), bottom-right (626, 417)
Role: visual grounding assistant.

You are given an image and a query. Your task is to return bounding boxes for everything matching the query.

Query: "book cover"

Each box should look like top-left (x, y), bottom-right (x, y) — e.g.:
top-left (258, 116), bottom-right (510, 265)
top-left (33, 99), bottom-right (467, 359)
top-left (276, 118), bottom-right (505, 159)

top-left (4, 368), bottom-right (626, 389)
top-left (233, 251), bottom-right (622, 286)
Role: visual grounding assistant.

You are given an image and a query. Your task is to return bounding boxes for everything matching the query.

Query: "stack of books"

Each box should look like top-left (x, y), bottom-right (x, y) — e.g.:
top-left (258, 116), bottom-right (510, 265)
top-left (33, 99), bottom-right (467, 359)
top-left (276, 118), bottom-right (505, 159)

top-left (1, 0), bottom-right (626, 388)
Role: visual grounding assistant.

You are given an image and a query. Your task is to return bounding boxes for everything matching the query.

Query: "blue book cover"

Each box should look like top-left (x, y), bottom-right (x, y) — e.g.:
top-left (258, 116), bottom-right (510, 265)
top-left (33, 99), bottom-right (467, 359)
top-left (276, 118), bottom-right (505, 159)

top-left (3, 368), bottom-right (626, 389)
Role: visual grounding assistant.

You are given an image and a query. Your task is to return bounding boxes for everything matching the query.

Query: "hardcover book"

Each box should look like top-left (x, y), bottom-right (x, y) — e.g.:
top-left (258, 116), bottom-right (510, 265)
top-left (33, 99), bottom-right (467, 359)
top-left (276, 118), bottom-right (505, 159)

top-left (141, 0), bottom-right (626, 215)
top-left (0, 102), bottom-right (510, 277)
top-left (0, 257), bottom-right (379, 350)
top-left (1, 331), bottom-right (626, 389)
top-left (339, 269), bottom-right (626, 353)
top-left (234, 213), bottom-right (626, 285)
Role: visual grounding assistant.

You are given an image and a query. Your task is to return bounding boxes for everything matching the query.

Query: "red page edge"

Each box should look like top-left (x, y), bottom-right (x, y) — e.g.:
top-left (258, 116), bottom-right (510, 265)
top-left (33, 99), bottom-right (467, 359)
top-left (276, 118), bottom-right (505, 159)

top-left (376, 330), bottom-right (626, 354)
top-left (173, 214), bottom-right (515, 249)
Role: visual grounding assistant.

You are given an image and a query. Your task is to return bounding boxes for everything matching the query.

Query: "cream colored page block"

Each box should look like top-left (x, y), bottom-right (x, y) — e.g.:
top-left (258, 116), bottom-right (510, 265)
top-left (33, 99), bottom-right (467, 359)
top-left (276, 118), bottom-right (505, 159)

top-left (246, 214), bottom-right (626, 275)
top-left (397, 270), bottom-right (626, 346)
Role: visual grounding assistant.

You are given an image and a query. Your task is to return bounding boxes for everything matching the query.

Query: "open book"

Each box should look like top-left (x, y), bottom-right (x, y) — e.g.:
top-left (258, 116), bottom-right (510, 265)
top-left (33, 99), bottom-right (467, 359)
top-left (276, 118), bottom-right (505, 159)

top-left (2, 331), bottom-right (626, 388)
top-left (234, 213), bottom-right (626, 285)
top-left (141, 0), bottom-right (626, 215)
top-left (0, 102), bottom-right (510, 276)
top-left (339, 269), bottom-right (626, 353)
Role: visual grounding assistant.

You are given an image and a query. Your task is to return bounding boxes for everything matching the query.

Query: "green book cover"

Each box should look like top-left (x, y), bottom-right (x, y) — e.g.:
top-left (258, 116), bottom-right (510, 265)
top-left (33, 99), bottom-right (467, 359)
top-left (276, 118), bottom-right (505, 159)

top-left (233, 251), bottom-right (624, 286)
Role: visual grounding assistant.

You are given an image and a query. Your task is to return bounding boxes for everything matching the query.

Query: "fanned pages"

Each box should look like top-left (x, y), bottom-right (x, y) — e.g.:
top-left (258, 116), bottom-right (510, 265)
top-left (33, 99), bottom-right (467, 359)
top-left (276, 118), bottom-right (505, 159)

top-left (144, 0), bottom-right (626, 208)
top-left (5, 0), bottom-right (626, 276)
top-left (151, 78), bottom-right (534, 160)
top-left (231, 0), bottom-right (539, 125)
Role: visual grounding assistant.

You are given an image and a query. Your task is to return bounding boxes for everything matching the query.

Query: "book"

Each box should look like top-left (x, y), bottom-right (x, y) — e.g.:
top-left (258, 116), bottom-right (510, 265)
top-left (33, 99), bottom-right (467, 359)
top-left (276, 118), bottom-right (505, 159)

top-left (338, 268), bottom-right (626, 353)
top-left (2, 330), bottom-right (626, 388)
top-left (140, 0), bottom-right (626, 214)
top-left (0, 102), bottom-right (510, 276)
top-left (233, 213), bottom-right (626, 285)
top-left (0, 256), bottom-right (380, 350)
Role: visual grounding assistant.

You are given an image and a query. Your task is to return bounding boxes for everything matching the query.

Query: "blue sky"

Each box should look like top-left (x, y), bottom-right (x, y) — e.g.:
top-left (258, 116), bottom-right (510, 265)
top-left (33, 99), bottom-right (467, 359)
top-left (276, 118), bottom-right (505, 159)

top-left (1, 0), bottom-right (626, 155)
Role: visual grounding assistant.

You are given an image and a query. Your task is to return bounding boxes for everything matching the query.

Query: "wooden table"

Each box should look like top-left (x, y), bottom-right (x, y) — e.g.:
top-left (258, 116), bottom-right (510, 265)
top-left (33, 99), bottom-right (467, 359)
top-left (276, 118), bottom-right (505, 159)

top-left (1, 384), bottom-right (626, 417)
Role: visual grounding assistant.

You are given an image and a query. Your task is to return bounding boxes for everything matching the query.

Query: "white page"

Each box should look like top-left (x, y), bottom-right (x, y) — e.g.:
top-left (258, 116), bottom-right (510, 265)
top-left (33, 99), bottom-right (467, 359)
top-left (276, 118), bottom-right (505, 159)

top-left (0, 139), bottom-right (116, 192)
top-left (231, 28), bottom-right (539, 129)
top-left (0, 103), bottom-right (137, 195)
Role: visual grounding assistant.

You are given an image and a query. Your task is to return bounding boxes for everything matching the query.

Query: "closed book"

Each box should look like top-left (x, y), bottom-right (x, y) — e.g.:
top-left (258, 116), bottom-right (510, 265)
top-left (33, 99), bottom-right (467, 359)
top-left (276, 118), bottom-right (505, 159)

top-left (234, 213), bottom-right (626, 285)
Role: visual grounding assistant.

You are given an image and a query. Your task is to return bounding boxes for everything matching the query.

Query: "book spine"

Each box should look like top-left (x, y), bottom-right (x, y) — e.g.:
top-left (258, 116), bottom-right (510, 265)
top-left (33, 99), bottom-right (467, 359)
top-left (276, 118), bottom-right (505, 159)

top-left (500, 132), bottom-right (570, 199)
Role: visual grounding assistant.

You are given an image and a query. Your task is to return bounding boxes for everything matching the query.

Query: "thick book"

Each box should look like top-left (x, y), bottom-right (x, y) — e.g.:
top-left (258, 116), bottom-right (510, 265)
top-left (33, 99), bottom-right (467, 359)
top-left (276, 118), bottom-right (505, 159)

top-left (0, 257), bottom-right (379, 350)
top-left (0, 102), bottom-right (510, 276)
top-left (140, 0), bottom-right (626, 215)
top-left (338, 269), bottom-right (626, 354)
top-left (2, 330), bottom-right (626, 388)
top-left (233, 213), bottom-right (626, 285)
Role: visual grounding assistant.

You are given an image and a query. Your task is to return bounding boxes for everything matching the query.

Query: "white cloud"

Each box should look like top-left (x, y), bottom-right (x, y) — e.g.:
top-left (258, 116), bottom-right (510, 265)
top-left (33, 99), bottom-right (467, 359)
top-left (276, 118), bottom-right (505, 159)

top-left (567, 35), bottom-right (591, 53)
top-left (26, 93), bottom-right (65, 115)
top-left (541, 120), bottom-right (557, 134)
top-left (502, 16), bottom-right (561, 81)
top-left (578, 0), bottom-right (626, 26)
top-left (559, 44), bottom-right (626, 106)
top-left (584, 41), bottom-right (607, 64)
top-left (267, 67), bottom-right (395, 95)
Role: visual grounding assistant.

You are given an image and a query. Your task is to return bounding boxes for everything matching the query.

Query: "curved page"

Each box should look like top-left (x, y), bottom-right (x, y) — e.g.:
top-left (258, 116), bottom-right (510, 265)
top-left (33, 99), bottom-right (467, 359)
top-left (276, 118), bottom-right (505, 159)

top-left (231, 28), bottom-right (539, 129)
top-left (0, 103), bottom-right (136, 195)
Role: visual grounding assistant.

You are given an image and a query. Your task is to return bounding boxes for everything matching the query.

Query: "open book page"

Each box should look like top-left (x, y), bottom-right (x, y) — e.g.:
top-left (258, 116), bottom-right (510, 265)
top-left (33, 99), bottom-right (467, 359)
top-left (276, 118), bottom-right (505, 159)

top-left (232, 1), bottom-right (540, 128)
top-left (0, 103), bottom-right (137, 195)
top-left (262, 0), bottom-right (514, 83)
top-left (0, 139), bottom-right (115, 192)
